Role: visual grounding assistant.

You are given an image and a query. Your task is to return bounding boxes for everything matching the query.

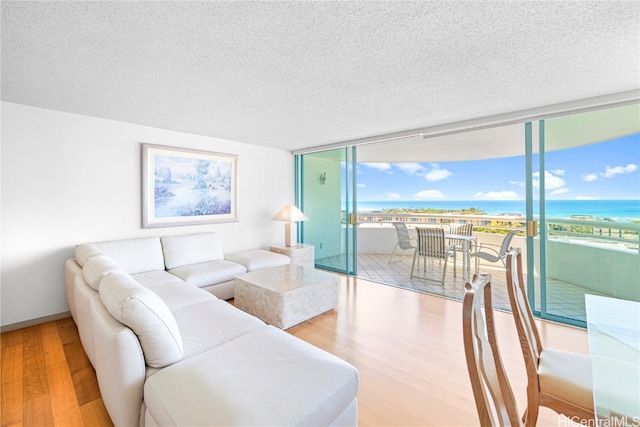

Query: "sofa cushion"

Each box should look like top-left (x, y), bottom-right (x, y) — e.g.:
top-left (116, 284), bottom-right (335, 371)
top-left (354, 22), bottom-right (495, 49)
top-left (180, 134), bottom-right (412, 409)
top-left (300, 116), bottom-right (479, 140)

top-left (143, 326), bottom-right (360, 426)
top-left (161, 232), bottom-right (224, 269)
top-left (149, 281), bottom-right (218, 313)
top-left (82, 255), bottom-right (122, 291)
top-left (167, 260), bottom-right (246, 288)
top-left (225, 249), bottom-right (290, 272)
top-left (92, 237), bottom-right (165, 275)
top-left (131, 270), bottom-right (186, 289)
top-left (99, 271), bottom-right (184, 368)
top-left (173, 299), bottom-right (265, 358)
top-left (75, 244), bottom-right (106, 267)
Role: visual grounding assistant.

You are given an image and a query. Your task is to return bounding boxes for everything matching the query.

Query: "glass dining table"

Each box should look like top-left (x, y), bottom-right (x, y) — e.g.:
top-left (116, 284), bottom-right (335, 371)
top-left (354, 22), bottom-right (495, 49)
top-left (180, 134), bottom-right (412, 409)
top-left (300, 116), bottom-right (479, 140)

top-left (585, 294), bottom-right (640, 425)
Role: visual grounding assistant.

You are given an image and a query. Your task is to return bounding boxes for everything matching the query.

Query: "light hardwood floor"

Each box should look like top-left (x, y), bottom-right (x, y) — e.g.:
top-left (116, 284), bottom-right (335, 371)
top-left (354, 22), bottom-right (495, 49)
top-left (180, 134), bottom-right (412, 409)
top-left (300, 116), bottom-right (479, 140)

top-left (1, 317), bottom-right (112, 426)
top-left (1, 276), bottom-right (588, 426)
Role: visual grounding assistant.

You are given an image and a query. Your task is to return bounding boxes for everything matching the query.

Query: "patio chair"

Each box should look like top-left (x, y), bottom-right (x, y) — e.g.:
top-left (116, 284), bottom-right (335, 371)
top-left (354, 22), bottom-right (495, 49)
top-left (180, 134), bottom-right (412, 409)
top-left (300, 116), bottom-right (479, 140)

top-left (505, 247), bottom-right (594, 426)
top-left (448, 223), bottom-right (473, 252)
top-left (388, 222), bottom-right (416, 263)
top-left (469, 229), bottom-right (517, 273)
top-left (410, 227), bottom-right (455, 284)
top-left (449, 223), bottom-right (474, 271)
top-left (463, 273), bottom-right (522, 427)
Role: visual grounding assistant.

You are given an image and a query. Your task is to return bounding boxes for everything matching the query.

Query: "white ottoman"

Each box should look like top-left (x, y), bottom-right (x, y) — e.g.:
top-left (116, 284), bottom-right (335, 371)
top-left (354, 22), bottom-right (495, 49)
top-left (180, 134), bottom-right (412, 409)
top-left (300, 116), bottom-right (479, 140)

top-left (234, 264), bottom-right (339, 329)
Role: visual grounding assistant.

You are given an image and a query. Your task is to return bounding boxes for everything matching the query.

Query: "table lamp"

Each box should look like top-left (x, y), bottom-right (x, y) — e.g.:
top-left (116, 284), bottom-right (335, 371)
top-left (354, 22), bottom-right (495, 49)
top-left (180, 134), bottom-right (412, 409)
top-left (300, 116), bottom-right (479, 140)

top-left (272, 205), bottom-right (309, 247)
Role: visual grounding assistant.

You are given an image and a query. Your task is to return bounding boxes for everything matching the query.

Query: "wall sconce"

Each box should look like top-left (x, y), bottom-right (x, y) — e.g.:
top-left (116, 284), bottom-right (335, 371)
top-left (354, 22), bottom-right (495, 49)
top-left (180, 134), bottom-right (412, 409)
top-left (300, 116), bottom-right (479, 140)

top-left (319, 172), bottom-right (326, 185)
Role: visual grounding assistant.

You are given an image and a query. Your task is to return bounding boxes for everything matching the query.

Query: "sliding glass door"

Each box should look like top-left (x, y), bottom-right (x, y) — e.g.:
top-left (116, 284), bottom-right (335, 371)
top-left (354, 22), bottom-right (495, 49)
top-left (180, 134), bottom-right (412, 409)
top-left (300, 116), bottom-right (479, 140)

top-left (528, 104), bottom-right (640, 326)
top-left (297, 147), bottom-right (357, 275)
top-left (294, 102), bottom-right (638, 329)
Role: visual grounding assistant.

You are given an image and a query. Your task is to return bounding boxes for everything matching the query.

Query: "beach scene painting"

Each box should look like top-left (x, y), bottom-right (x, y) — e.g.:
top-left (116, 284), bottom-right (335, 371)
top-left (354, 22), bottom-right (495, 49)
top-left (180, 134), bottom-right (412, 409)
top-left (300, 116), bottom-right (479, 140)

top-left (142, 144), bottom-right (237, 228)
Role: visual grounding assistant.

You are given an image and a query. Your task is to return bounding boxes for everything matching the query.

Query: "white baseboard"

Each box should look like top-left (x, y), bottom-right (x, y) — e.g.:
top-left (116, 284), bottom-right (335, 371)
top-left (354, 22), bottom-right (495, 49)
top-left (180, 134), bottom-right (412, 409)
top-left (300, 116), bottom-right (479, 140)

top-left (1, 311), bottom-right (72, 333)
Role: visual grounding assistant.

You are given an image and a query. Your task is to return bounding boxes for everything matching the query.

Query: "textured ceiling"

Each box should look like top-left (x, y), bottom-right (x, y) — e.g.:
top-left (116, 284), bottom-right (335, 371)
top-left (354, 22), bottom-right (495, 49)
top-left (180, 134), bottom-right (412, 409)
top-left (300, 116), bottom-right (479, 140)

top-left (2, 1), bottom-right (639, 152)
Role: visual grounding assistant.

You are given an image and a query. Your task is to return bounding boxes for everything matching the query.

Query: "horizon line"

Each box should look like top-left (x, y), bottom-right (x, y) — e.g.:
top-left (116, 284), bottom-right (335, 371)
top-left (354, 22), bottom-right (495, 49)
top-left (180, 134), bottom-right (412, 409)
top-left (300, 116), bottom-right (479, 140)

top-left (356, 198), bottom-right (640, 202)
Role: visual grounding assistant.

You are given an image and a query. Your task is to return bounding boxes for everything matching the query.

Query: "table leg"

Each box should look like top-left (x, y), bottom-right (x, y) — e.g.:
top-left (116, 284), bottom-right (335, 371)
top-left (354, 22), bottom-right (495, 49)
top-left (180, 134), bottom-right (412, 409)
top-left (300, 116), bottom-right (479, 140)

top-left (462, 240), bottom-right (468, 280)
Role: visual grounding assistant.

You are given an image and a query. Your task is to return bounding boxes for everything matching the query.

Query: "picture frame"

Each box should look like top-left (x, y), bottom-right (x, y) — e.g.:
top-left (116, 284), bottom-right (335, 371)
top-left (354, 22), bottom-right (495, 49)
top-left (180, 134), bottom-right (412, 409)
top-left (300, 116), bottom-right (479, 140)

top-left (142, 143), bottom-right (238, 228)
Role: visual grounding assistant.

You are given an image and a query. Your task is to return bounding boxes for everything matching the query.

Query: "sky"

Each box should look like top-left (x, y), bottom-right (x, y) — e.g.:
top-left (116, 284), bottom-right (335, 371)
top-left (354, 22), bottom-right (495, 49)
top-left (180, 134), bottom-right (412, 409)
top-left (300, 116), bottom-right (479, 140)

top-left (355, 133), bottom-right (640, 201)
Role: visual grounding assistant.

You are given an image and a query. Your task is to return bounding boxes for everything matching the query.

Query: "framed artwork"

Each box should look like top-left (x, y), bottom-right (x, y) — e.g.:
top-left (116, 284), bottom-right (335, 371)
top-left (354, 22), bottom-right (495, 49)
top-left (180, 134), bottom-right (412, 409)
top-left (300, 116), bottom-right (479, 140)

top-left (142, 143), bottom-right (238, 228)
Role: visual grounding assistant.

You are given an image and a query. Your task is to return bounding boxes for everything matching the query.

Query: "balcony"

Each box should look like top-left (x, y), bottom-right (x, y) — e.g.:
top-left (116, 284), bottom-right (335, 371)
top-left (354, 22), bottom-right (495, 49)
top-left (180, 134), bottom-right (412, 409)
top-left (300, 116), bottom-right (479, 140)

top-left (316, 213), bottom-right (640, 323)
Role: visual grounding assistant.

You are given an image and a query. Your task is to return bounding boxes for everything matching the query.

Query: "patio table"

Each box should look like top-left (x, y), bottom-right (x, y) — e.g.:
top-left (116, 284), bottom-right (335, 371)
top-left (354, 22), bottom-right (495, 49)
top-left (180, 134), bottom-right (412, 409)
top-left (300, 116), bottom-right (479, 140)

top-left (444, 234), bottom-right (477, 280)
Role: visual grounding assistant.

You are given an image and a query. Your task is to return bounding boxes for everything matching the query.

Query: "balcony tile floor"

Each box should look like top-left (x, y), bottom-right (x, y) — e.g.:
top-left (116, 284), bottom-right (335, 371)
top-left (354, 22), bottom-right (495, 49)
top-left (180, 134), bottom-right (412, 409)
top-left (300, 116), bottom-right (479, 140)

top-left (317, 253), bottom-right (607, 323)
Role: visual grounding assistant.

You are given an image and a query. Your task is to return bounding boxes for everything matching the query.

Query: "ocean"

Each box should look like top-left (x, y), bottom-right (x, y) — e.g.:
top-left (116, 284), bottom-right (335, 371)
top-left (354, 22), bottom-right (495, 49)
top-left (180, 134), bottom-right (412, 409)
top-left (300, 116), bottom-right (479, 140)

top-left (356, 199), bottom-right (640, 222)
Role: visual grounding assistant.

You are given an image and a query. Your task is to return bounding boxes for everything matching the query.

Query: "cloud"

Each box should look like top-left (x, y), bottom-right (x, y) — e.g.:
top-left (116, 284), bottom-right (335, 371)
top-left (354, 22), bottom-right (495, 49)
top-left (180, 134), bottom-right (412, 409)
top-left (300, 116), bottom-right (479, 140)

top-left (532, 171), bottom-right (566, 191)
top-left (549, 188), bottom-right (569, 195)
top-left (414, 190), bottom-right (446, 200)
top-left (509, 180), bottom-right (525, 187)
top-left (424, 164), bottom-right (452, 182)
top-left (552, 169), bottom-right (566, 176)
top-left (394, 163), bottom-right (425, 175)
top-left (575, 196), bottom-right (600, 200)
top-left (362, 163), bottom-right (393, 173)
top-left (601, 163), bottom-right (638, 178)
top-left (356, 183), bottom-right (366, 188)
top-left (473, 191), bottom-right (520, 200)
top-left (581, 173), bottom-right (598, 182)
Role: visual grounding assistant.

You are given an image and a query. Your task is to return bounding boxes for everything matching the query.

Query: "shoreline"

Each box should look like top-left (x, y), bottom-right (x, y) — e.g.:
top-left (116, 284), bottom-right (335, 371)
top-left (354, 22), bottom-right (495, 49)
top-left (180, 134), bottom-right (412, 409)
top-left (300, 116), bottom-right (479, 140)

top-left (352, 209), bottom-right (640, 224)
top-left (353, 200), bottom-right (640, 223)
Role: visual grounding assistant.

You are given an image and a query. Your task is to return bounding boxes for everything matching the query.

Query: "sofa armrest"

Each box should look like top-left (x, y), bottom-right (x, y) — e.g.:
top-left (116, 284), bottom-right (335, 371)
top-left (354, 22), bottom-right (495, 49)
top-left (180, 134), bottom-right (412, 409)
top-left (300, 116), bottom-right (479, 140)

top-left (64, 258), bottom-right (82, 321)
top-left (90, 294), bottom-right (147, 427)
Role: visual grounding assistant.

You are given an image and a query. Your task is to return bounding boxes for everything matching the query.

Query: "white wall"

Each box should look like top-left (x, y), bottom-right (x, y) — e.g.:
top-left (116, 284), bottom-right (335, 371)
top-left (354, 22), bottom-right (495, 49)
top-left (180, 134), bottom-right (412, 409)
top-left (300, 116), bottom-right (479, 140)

top-left (301, 155), bottom-right (342, 260)
top-left (1, 102), bottom-right (294, 328)
top-left (545, 240), bottom-right (639, 301)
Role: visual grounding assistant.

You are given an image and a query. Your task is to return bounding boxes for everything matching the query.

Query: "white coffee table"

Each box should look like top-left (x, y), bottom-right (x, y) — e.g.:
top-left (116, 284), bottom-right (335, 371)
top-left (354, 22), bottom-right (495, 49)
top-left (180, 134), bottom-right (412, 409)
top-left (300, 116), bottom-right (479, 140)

top-left (234, 264), bottom-right (339, 329)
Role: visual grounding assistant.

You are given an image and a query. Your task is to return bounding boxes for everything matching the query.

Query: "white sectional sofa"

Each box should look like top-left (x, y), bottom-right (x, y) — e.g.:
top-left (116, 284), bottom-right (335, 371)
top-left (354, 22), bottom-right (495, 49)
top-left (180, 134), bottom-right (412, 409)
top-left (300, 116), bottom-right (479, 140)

top-left (64, 232), bottom-right (359, 426)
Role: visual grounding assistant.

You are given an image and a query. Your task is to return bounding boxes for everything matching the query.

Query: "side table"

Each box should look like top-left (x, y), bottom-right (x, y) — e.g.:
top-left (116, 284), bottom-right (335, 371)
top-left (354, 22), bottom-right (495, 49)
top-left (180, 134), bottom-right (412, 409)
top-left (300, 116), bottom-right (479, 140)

top-left (269, 243), bottom-right (314, 268)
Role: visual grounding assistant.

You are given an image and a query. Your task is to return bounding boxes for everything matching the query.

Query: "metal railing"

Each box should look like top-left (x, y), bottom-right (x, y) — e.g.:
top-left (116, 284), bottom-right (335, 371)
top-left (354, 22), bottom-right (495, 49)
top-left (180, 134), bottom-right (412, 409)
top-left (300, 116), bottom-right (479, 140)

top-left (355, 212), bottom-right (524, 232)
top-left (355, 212), bottom-right (640, 253)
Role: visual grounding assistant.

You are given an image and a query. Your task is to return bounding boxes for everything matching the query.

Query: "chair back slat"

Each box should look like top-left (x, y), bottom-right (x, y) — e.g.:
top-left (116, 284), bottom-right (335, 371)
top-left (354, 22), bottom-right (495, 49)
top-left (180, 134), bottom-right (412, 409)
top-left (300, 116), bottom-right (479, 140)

top-left (505, 248), bottom-right (543, 366)
top-left (416, 227), bottom-right (446, 259)
top-left (463, 274), bottom-right (521, 426)
top-left (449, 223), bottom-right (474, 251)
top-left (451, 223), bottom-right (473, 236)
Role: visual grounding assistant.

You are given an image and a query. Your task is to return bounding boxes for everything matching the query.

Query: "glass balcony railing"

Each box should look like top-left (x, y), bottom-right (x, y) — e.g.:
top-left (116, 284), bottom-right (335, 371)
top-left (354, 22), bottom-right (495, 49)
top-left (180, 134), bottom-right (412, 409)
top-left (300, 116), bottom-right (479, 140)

top-left (355, 212), bottom-right (639, 254)
top-left (545, 218), bottom-right (639, 254)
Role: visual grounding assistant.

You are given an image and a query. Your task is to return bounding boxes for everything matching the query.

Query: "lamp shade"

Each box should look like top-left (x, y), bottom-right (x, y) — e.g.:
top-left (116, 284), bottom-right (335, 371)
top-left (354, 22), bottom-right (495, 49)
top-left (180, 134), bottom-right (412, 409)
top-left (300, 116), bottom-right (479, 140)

top-left (272, 205), bottom-right (309, 223)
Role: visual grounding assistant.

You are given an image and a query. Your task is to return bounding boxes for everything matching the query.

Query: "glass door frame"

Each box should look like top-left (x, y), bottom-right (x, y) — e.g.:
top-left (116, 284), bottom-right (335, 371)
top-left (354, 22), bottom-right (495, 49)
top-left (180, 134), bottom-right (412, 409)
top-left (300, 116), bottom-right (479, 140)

top-left (344, 146), bottom-right (357, 276)
top-left (526, 119), bottom-right (587, 328)
top-left (295, 146), bottom-right (357, 276)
